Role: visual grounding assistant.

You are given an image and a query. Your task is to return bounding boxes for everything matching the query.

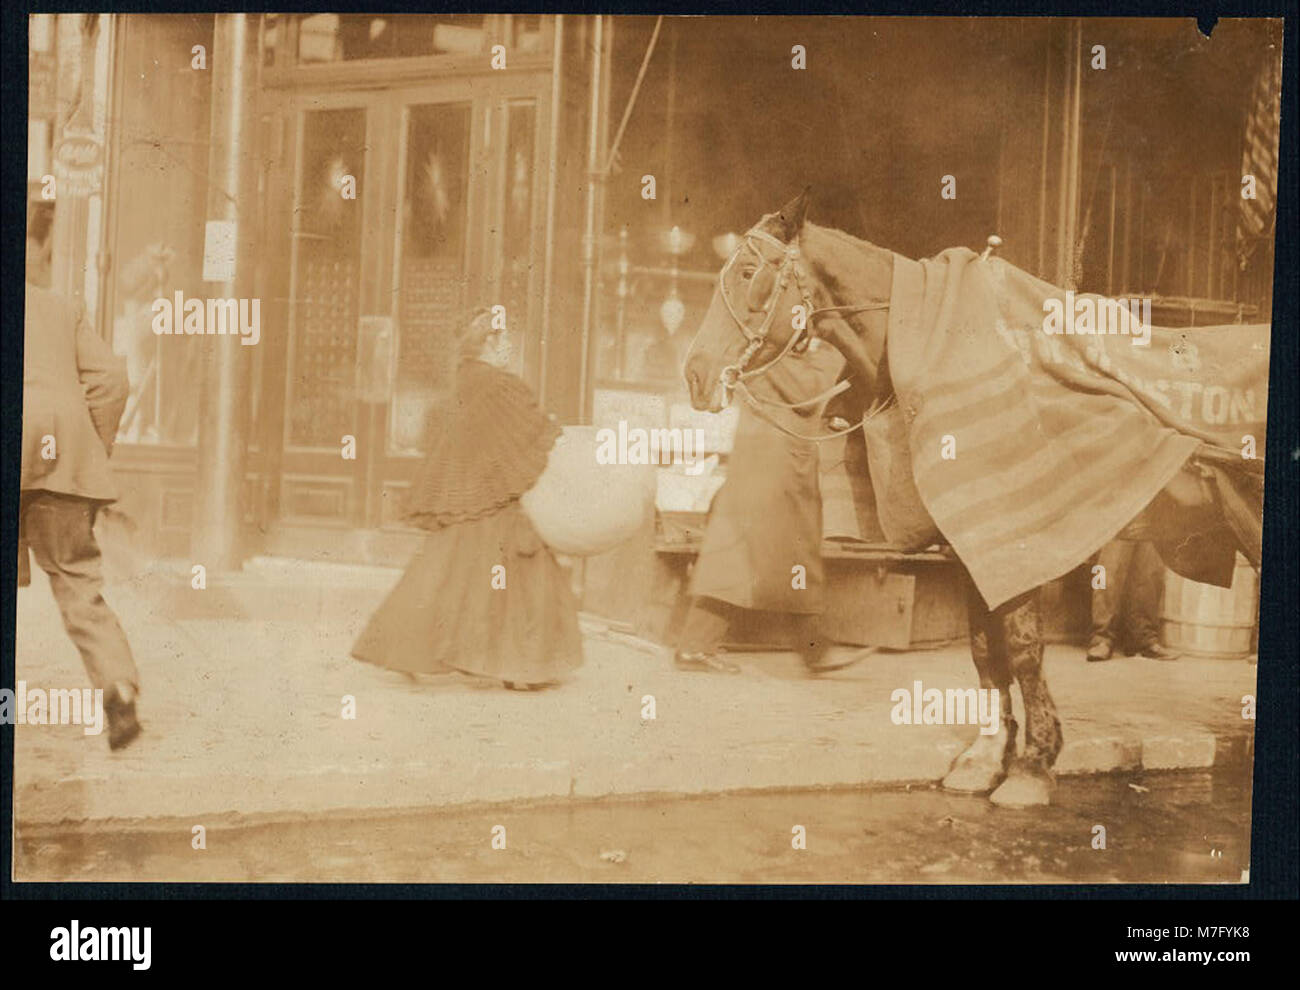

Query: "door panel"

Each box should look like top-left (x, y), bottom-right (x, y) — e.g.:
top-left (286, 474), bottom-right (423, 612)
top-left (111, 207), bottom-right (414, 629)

top-left (263, 72), bottom-right (552, 542)
top-left (280, 101), bottom-right (372, 525)
top-left (498, 99), bottom-right (540, 380)
top-left (390, 100), bottom-right (474, 457)
top-left (287, 106), bottom-right (367, 450)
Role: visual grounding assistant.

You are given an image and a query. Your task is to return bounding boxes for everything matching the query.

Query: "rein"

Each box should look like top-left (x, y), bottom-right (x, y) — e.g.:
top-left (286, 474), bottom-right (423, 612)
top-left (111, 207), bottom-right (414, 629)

top-left (716, 224), bottom-right (890, 443)
top-left (734, 379), bottom-right (897, 443)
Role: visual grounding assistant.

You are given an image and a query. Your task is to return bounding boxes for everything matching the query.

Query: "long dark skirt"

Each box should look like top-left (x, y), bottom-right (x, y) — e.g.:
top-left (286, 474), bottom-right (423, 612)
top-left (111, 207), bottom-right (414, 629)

top-left (352, 501), bottom-right (584, 684)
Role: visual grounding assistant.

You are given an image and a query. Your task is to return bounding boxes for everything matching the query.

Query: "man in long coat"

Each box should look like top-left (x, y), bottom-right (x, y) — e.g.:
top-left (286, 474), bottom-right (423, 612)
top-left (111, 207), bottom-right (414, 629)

top-left (21, 227), bottom-right (142, 749)
top-left (674, 338), bottom-right (855, 674)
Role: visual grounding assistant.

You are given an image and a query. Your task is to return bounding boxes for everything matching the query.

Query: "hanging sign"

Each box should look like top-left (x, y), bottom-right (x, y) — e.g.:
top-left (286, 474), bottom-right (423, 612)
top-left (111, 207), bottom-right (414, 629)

top-left (52, 133), bottom-right (103, 198)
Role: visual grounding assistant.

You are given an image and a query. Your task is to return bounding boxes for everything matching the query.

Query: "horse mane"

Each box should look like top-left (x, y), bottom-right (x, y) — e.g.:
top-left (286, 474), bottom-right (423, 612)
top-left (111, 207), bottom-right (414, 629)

top-left (802, 220), bottom-right (883, 253)
top-left (796, 221), bottom-right (896, 398)
top-left (800, 222), bottom-right (898, 288)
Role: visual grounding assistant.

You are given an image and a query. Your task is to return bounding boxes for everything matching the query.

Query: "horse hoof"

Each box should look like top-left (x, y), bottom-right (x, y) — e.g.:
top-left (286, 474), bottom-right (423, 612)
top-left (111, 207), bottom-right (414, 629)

top-left (942, 760), bottom-right (1006, 794)
top-left (989, 768), bottom-right (1055, 808)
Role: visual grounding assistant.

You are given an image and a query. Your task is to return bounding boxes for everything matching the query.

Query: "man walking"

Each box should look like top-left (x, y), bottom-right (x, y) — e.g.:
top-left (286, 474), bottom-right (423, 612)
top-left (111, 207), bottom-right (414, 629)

top-left (21, 223), bottom-right (142, 749)
top-left (674, 338), bottom-right (858, 675)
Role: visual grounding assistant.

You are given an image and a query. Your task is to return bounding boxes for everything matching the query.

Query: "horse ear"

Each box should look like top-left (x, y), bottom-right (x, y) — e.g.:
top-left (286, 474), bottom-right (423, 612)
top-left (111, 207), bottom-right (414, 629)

top-left (774, 187), bottom-right (811, 241)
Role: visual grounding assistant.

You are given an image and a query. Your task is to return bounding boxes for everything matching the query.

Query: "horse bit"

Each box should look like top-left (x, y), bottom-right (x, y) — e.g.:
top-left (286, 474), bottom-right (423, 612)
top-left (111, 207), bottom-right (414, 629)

top-left (714, 223), bottom-right (891, 443)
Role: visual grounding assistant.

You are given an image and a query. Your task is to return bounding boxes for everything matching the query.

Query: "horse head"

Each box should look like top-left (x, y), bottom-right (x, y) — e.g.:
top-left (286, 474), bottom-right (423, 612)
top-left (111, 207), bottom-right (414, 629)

top-left (683, 189), bottom-right (817, 412)
top-left (683, 189), bottom-right (893, 413)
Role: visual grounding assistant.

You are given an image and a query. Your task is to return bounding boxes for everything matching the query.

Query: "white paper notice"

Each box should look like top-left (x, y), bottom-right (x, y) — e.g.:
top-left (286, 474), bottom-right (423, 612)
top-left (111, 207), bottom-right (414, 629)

top-left (202, 220), bottom-right (237, 282)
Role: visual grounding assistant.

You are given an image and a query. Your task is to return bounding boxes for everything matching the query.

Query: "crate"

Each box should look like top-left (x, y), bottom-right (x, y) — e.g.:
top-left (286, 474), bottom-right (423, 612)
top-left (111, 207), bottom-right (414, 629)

top-left (819, 550), bottom-right (966, 650)
top-left (646, 533), bottom-right (967, 652)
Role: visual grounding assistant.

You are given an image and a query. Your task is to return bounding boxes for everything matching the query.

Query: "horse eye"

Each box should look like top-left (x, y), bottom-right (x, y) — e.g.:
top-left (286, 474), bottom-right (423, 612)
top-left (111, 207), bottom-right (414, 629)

top-left (740, 268), bottom-right (755, 281)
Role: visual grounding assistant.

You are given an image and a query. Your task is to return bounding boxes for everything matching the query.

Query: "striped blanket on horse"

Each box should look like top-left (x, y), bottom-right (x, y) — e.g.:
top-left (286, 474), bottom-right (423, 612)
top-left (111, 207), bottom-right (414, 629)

top-left (887, 247), bottom-right (1269, 610)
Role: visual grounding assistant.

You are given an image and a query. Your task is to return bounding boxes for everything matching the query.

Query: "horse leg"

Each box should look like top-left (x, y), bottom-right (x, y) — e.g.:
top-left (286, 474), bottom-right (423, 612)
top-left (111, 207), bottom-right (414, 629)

top-left (942, 577), bottom-right (1018, 793)
top-left (989, 588), bottom-right (1064, 807)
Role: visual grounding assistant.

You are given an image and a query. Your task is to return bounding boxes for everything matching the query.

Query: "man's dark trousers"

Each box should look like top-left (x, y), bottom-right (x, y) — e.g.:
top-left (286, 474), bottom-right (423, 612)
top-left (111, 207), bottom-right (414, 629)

top-left (1091, 538), bottom-right (1164, 652)
top-left (19, 491), bottom-right (138, 692)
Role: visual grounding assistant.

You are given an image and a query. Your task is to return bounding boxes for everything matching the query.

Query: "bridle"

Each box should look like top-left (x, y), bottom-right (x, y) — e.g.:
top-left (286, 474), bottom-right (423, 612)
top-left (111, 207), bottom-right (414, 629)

top-left (714, 222), bottom-right (891, 442)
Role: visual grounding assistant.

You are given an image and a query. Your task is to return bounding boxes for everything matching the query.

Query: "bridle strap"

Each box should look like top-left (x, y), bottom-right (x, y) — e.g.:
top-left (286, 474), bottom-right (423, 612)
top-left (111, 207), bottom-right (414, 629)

top-left (811, 303), bottom-right (891, 318)
top-left (734, 380), bottom-right (897, 443)
top-left (748, 375), bottom-right (851, 411)
top-left (733, 380), bottom-right (860, 442)
top-left (713, 221), bottom-right (889, 442)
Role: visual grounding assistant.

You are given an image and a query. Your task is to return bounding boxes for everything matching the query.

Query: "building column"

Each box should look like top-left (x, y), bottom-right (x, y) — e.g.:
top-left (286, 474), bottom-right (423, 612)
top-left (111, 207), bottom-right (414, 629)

top-left (192, 14), bottom-right (260, 570)
top-left (577, 14), bottom-right (607, 425)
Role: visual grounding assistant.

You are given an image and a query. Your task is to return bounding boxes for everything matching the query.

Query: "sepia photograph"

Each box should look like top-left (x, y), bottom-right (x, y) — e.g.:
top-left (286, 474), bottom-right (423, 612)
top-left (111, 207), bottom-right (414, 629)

top-left (10, 10), bottom-right (1286, 895)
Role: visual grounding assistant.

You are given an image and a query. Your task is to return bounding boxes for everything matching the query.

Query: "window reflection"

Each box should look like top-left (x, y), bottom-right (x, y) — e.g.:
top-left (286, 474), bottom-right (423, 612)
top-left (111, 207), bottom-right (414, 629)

top-left (391, 103), bottom-right (472, 455)
top-left (501, 101), bottom-right (536, 367)
top-left (287, 107), bottom-right (366, 448)
top-left (297, 14), bottom-right (487, 63)
top-left (108, 14), bottom-right (213, 446)
top-left (510, 15), bottom-right (543, 53)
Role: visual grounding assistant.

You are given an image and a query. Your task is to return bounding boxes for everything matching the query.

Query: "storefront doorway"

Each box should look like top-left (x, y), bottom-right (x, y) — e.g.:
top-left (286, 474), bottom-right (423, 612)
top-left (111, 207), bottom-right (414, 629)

top-left (254, 71), bottom-right (551, 554)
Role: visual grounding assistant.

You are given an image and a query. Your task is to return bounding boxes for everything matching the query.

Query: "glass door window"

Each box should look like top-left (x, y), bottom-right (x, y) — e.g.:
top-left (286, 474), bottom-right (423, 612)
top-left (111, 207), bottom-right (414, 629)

top-left (498, 100), bottom-right (538, 376)
top-left (286, 106), bottom-right (367, 451)
top-left (390, 101), bottom-right (473, 456)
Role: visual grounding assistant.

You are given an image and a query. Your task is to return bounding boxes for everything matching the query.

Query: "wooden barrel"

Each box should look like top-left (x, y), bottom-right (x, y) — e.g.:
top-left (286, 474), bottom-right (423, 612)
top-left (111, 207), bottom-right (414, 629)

top-left (1160, 554), bottom-right (1259, 659)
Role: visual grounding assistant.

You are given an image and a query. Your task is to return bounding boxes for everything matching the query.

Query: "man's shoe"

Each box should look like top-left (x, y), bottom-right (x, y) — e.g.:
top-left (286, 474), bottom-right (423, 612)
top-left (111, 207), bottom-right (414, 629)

top-left (104, 685), bottom-right (141, 751)
top-left (1085, 639), bottom-right (1114, 662)
top-left (802, 644), bottom-right (873, 674)
top-left (1139, 640), bottom-right (1181, 661)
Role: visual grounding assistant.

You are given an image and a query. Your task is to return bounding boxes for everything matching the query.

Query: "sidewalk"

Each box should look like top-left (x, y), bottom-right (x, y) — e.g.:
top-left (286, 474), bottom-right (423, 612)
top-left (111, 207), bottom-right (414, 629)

top-left (13, 558), bottom-right (1257, 827)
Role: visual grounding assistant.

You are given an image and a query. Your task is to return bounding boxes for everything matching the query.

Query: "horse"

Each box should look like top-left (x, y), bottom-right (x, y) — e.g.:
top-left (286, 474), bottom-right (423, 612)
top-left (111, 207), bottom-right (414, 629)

top-left (682, 190), bottom-right (1266, 807)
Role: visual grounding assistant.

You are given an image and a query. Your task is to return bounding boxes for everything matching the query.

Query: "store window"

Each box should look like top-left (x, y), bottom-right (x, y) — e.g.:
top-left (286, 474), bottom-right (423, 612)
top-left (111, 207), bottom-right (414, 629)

top-left (508, 15), bottom-right (545, 54)
top-left (106, 15), bottom-right (214, 445)
top-left (596, 227), bottom-right (719, 386)
top-left (288, 14), bottom-right (549, 65)
top-left (26, 14), bottom-right (56, 284)
top-left (297, 14), bottom-right (486, 62)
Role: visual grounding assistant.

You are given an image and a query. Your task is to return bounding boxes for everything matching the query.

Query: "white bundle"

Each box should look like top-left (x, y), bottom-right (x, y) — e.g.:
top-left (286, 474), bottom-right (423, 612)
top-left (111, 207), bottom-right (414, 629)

top-left (521, 426), bottom-right (655, 556)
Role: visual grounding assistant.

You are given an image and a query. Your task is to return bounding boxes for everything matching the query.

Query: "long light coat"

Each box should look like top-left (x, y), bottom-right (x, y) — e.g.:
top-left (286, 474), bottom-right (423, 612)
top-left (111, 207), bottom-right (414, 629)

top-left (688, 342), bottom-right (844, 614)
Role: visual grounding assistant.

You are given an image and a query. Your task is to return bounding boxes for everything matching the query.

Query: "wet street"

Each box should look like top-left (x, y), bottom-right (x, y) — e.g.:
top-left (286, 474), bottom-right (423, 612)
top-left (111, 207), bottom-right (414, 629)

top-left (17, 768), bottom-right (1251, 884)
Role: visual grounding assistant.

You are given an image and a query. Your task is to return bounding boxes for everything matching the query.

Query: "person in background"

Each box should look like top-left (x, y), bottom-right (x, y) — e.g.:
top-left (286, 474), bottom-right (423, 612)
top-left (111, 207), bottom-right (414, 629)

top-left (674, 337), bottom-right (858, 675)
top-left (351, 308), bottom-right (584, 689)
top-left (21, 218), bottom-right (142, 749)
top-left (111, 244), bottom-right (174, 444)
top-left (1087, 538), bottom-right (1181, 662)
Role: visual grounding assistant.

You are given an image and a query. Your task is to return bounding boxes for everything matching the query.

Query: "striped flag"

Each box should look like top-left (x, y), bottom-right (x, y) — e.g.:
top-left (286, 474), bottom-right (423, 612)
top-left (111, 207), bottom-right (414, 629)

top-left (1238, 53), bottom-right (1282, 270)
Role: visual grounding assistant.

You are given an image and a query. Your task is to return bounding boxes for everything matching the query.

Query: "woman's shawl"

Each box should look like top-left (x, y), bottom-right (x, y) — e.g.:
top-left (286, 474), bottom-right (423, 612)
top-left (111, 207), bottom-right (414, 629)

top-left (404, 360), bottom-right (560, 530)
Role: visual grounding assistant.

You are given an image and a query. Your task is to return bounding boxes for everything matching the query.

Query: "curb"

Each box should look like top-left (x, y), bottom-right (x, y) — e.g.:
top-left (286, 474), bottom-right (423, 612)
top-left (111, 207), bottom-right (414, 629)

top-left (14, 728), bottom-right (1255, 831)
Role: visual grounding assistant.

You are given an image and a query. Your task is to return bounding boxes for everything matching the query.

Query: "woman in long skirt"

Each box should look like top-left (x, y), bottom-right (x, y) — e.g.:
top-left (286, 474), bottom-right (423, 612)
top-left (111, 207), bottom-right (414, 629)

top-left (352, 309), bottom-right (584, 689)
